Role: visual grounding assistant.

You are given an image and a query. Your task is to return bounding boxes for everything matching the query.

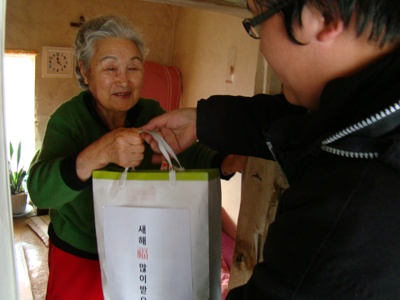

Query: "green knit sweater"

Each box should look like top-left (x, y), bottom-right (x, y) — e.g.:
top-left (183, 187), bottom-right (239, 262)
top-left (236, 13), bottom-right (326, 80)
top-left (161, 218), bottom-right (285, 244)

top-left (28, 91), bottom-right (223, 256)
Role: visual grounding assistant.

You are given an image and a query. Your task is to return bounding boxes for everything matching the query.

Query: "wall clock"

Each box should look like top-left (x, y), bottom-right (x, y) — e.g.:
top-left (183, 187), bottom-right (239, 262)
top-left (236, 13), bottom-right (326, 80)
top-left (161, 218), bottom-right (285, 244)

top-left (42, 46), bottom-right (74, 78)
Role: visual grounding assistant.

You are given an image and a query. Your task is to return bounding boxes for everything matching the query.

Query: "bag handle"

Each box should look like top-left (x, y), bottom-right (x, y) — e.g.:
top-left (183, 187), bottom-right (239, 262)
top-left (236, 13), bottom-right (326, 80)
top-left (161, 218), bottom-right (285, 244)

top-left (139, 130), bottom-right (184, 171)
top-left (119, 130), bottom-right (184, 187)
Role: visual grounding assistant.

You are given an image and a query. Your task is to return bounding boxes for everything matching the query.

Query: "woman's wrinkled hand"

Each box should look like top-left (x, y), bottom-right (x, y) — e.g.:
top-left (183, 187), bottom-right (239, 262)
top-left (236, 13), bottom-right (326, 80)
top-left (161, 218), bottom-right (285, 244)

top-left (101, 128), bottom-right (145, 168)
top-left (76, 128), bottom-right (144, 181)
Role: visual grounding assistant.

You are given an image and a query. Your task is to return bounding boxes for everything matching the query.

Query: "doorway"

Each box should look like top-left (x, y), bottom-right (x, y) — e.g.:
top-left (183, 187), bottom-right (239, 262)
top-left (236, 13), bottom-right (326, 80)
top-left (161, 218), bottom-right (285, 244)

top-left (3, 52), bottom-right (36, 170)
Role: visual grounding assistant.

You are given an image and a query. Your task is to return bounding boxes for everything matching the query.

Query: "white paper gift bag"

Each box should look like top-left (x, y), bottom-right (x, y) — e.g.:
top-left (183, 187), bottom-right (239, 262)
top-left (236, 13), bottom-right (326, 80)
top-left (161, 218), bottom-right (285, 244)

top-left (93, 132), bottom-right (221, 300)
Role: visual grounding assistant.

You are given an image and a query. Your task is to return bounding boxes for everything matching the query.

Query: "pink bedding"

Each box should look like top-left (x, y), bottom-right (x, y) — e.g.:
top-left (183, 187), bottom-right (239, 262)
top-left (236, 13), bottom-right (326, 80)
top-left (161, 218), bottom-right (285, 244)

top-left (221, 230), bottom-right (235, 299)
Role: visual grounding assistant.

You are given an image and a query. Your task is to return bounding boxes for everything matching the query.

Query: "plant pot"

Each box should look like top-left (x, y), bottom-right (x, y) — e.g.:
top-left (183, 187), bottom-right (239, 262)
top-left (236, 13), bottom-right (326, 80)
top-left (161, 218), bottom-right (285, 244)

top-left (11, 193), bottom-right (28, 215)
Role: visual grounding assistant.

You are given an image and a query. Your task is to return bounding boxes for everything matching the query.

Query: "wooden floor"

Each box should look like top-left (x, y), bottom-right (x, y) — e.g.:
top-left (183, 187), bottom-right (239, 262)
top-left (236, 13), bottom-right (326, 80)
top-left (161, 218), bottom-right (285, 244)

top-left (13, 208), bottom-right (49, 300)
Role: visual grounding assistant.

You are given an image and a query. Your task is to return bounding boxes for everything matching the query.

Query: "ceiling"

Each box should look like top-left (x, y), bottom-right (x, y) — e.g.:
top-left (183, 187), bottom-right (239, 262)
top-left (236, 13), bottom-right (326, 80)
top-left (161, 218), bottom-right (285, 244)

top-left (141, 0), bottom-right (250, 18)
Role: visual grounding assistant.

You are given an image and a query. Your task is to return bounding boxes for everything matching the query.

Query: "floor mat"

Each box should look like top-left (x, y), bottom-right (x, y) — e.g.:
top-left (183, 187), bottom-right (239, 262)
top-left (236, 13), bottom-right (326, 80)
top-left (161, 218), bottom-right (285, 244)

top-left (25, 215), bottom-right (50, 247)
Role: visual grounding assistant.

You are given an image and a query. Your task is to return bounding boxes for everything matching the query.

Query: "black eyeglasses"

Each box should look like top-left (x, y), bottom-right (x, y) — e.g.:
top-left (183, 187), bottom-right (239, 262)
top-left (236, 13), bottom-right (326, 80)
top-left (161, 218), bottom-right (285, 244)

top-left (242, 5), bottom-right (282, 39)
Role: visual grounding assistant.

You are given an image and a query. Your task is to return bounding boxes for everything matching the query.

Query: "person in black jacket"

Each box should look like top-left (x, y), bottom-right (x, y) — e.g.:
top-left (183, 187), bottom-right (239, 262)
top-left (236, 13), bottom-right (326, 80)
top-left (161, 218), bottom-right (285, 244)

top-left (142, 0), bottom-right (400, 299)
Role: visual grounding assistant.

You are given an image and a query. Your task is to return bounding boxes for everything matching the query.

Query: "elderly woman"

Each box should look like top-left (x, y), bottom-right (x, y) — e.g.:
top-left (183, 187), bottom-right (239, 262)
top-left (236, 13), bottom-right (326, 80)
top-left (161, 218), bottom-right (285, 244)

top-left (28, 15), bottom-right (244, 299)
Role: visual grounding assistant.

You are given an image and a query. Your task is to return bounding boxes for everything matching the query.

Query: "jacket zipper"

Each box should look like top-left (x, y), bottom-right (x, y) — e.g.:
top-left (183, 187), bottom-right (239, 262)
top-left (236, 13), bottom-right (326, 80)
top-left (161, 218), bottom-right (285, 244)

top-left (321, 100), bottom-right (400, 158)
top-left (266, 139), bottom-right (289, 179)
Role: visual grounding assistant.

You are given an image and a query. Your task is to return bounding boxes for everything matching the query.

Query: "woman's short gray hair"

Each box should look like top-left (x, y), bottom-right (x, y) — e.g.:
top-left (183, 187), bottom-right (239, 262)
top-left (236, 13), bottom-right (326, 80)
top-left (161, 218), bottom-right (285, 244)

top-left (74, 15), bottom-right (149, 89)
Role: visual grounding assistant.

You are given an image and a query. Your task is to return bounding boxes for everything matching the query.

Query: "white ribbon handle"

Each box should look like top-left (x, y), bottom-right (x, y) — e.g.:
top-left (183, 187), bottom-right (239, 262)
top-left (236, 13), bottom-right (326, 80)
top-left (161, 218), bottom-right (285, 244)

top-left (139, 130), bottom-right (184, 172)
top-left (119, 167), bottom-right (130, 187)
top-left (119, 130), bottom-right (184, 187)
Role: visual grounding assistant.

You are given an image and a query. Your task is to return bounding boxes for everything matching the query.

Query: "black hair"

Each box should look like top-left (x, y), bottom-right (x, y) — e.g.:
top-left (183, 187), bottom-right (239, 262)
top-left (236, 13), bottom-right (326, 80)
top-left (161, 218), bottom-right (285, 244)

top-left (256, 0), bottom-right (400, 47)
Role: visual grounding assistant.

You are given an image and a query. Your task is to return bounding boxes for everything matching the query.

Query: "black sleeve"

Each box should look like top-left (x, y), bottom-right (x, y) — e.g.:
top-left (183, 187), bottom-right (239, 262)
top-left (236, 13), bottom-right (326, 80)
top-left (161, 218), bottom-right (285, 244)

top-left (196, 93), bottom-right (306, 159)
top-left (226, 285), bottom-right (245, 299)
top-left (211, 152), bottom-right (235, 180)
top-left (60, 153), bottom-right (92, 191)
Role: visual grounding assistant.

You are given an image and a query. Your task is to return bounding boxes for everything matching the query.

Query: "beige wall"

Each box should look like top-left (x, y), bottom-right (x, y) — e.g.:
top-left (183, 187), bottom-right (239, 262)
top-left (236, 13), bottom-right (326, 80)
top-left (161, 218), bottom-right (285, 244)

top-left (173, 7), bottom-right (259, 106)
top-left (172, 7), bottom-right (259, 221)
top-left (5, 0), bottom-right (261, 222)
top-left (6, 0), bottom-right (178, 148)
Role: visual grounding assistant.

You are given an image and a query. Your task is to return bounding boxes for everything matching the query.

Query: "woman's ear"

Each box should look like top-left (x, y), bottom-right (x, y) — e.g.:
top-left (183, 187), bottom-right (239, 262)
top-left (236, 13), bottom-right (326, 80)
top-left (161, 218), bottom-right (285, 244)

top-left (78, 61), bottom-right (89, 85)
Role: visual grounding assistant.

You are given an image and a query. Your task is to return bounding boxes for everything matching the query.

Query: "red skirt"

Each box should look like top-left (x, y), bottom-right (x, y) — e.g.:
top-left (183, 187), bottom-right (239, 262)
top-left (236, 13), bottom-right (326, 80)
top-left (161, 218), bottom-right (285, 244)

top-left (46, 241), bottom-right (104, 300)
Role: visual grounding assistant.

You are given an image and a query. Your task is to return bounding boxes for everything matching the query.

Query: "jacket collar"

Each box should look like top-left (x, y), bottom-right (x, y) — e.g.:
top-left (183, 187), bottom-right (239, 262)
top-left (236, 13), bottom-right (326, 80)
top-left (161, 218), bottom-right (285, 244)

top-left (318, 49), bottom-right (400, 170)
top-left (321, 99), bottom-right (400, 160)
top-left (305, 48), bottom-right (400, 145)
top-left (267, 48), bottom-right (400, 180)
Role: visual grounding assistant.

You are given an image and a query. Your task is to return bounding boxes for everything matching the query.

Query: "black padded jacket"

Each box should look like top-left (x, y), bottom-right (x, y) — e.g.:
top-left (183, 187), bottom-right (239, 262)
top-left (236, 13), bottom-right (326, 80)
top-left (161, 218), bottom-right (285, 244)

top-left (197, 48), bottom-right (400, 299)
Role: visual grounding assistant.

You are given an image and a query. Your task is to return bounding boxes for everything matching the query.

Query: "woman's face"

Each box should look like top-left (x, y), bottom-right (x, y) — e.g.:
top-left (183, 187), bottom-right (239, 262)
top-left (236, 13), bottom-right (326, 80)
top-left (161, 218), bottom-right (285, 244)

top-left (80, 38), bottom-right (144, 113)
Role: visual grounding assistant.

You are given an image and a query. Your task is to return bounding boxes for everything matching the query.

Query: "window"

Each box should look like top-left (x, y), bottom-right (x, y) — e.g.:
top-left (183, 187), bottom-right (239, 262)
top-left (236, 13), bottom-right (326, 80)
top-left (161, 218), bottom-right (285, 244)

top-left (4, 51), bottom-right (37, 170)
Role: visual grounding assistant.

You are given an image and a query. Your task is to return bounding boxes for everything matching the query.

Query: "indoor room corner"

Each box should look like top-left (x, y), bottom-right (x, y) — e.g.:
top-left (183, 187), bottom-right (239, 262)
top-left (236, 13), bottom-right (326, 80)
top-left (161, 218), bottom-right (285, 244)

top-left (2, 0), bottom-right (275, 298)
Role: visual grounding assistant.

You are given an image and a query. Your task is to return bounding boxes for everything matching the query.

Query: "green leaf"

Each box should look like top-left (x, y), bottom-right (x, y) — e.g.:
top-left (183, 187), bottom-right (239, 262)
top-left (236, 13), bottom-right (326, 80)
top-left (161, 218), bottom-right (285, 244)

top-left (16, 141), bottom-right (22, 171)
top-left (8, 141), bottom-right (27, 195)
top-left (9, 142), bottom-right (14, 160)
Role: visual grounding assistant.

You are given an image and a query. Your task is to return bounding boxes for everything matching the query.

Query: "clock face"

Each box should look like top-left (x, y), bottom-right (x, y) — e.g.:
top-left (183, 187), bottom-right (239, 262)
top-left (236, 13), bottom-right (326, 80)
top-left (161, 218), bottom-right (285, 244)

top-left (48, 51), bottom-right (69, 73)
top-left (42, 47), bottom-right (73, 78)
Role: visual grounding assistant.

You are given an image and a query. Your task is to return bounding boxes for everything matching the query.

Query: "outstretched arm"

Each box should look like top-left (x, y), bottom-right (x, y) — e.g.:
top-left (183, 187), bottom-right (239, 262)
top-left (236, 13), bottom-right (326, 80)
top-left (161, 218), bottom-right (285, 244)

top-left (140, 108), bottom-right (198, 162)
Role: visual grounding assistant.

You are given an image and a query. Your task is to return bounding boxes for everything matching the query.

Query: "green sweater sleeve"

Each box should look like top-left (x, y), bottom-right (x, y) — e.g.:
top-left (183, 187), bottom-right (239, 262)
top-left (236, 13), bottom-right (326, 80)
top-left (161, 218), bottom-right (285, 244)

top-left (27, 92), bottom-right (106, 208)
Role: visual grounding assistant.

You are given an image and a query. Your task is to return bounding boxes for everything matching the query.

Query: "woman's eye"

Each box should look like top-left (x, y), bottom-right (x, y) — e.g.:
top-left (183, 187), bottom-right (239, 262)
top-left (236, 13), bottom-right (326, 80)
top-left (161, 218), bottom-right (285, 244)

top-left (128, 66), bottom-right (139, 71)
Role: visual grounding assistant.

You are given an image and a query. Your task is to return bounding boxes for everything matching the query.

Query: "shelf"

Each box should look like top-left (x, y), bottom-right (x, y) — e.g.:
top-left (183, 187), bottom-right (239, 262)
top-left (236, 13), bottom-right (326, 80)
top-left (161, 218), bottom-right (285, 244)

top-left (141, 0), bottom-right (250, 18)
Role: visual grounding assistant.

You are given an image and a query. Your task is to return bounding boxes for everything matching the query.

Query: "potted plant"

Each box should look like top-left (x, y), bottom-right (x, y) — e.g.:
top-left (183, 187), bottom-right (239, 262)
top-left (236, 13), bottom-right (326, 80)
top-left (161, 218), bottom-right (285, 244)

top-left (8, 141), bottom-right (28, 215)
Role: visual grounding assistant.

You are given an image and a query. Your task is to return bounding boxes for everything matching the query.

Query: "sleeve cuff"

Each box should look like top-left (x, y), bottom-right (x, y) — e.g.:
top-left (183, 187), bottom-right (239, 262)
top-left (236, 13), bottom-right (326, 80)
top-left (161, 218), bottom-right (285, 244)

top-left (60, 153), bottom-right (92, 191)
top-left (211, 153), bottom-right (235, 181)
